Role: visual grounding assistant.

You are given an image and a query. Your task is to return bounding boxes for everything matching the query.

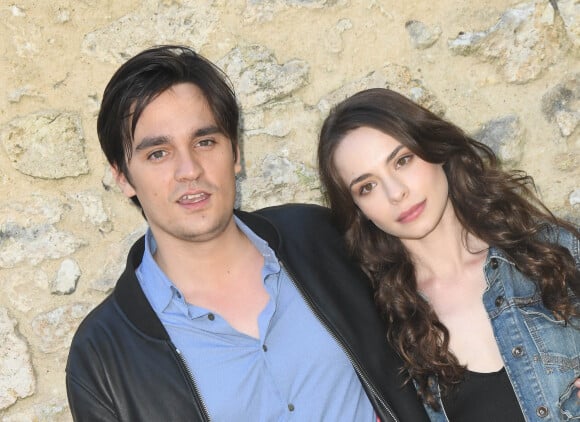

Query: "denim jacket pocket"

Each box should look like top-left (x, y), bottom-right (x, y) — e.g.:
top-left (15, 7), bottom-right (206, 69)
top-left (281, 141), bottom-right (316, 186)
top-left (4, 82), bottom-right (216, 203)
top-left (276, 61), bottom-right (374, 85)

top-left (519, 302), bottom-right (580, 420)
top-left (559, 378), bottom-right (580, 420)
top-left (519, 299), bottom-right (580, 367)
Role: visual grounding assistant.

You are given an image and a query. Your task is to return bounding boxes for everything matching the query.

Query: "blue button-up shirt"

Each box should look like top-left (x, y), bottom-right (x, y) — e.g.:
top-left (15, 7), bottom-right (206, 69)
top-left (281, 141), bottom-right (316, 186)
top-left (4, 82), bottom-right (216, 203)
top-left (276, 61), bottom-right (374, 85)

top-left (136, 217), bottom-right (375, 421)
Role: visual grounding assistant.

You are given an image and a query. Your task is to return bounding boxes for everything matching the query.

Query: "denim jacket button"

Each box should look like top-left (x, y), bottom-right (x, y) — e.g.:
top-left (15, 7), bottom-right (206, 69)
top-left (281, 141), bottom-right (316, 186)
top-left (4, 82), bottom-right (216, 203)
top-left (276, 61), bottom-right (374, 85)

top-left (536, 406), bottom-right (549, 418)
top-left (512, 346), bottom-right (524, 357)
top-left (495, 296), bottom-right (504, 307)
top-left (490, 258), bottom-right (499, 269)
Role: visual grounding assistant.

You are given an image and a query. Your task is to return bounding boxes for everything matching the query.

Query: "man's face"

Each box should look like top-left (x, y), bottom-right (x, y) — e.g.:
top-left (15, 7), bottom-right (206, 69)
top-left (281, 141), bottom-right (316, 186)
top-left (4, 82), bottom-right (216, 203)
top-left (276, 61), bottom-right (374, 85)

top-left (114, 83), bottom-right (241, 246)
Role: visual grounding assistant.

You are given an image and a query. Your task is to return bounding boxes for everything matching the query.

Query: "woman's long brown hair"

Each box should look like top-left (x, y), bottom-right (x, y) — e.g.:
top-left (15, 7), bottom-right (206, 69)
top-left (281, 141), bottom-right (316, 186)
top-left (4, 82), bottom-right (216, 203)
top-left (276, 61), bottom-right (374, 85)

top-left (318, 88), bottom-right (580, 409)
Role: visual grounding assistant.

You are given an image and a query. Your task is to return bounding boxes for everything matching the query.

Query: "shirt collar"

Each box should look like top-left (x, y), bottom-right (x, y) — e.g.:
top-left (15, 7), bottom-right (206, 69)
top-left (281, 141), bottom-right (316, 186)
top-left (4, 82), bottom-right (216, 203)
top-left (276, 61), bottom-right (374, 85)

top-left (234, 215), bottom-right (280, 278)
top-left (137, 216), bottom-right (281, 315)
top-left (136, 230), bottom-right (175, 313)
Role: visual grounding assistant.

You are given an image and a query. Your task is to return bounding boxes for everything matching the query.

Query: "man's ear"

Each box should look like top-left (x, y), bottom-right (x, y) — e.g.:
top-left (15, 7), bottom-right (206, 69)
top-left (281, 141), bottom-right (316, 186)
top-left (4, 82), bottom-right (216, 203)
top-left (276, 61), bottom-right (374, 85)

top-left (234, 145), bottom-right (242, 175)
top-left (111, 165), bottom-right (136, 198)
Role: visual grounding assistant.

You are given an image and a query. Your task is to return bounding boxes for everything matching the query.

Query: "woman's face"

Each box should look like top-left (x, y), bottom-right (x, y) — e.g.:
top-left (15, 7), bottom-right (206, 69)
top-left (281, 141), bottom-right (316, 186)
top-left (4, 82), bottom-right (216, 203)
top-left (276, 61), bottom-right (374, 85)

top-left (333, 126), bottom-right (451, 242)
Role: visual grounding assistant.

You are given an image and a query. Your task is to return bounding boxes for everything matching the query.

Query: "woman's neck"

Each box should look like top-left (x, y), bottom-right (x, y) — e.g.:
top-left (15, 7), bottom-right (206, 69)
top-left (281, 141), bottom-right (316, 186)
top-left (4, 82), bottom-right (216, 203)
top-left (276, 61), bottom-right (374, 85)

top-left (402, 203), bottom-right (488, 284)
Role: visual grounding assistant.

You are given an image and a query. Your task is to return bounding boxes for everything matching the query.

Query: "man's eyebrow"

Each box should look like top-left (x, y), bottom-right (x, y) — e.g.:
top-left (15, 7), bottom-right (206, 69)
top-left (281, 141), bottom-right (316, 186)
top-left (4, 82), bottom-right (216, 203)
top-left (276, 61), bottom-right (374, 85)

top-left (135, 136), bottom-right (169, 152)
top-left (347, 144), bottom-right (405, 190)
top-left (134, 125), bottom-right (222, 151)
top-left (195, 125), bottom-right (221, 137)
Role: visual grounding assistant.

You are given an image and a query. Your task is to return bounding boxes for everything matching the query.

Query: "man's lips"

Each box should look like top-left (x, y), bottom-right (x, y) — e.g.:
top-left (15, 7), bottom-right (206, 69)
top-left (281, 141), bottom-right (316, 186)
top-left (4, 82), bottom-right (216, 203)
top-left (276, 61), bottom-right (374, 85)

top-left (397, 200), bottom-right (426, 223)
top-left (177, 192), bottom-right (210, 204)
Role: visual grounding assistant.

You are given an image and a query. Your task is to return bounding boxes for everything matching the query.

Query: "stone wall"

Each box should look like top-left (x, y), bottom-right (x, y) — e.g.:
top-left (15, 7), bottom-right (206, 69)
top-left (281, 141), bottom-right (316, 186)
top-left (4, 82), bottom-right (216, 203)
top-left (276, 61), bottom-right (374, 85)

top-left (0, 0), bottom-right (578, 419)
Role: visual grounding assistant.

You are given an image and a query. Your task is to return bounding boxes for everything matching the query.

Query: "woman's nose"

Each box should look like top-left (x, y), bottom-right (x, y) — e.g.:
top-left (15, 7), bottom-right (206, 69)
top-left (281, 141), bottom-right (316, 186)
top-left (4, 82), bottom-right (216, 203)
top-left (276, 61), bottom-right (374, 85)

top-left (383, 176), bottom-right (408, 203)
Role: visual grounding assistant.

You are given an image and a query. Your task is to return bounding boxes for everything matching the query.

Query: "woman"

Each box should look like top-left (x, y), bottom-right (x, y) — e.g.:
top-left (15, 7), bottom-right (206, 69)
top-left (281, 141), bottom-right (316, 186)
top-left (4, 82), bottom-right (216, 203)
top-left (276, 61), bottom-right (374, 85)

top-left (317, 88), bottom-right (580, 421)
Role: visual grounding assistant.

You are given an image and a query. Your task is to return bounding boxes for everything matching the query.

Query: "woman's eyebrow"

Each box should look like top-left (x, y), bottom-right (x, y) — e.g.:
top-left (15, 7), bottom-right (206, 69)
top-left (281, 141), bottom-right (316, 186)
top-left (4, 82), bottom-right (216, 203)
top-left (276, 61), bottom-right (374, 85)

top-left (348, 144), bottom-right (405, 190)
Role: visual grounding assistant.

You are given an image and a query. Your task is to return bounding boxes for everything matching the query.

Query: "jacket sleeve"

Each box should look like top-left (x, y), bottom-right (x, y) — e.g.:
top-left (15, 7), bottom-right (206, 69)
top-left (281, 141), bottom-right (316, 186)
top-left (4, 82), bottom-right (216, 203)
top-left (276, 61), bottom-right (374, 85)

top-left (66, 373), bottom-right (119, 421)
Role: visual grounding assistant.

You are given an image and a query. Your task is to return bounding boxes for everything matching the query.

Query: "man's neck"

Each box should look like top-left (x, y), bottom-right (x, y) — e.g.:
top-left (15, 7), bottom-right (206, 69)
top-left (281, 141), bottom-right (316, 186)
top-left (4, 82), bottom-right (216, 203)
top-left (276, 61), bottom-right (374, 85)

top-left (150, 217), bottom-right (268, 337)
top-left (150, 218), bottom-right (250, 290)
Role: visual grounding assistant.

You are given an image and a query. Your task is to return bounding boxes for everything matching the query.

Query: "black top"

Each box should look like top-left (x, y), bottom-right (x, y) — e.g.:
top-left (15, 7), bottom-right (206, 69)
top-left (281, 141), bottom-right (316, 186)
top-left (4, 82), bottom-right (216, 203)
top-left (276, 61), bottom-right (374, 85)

top-left (442, 367), bottom-right (526, 422)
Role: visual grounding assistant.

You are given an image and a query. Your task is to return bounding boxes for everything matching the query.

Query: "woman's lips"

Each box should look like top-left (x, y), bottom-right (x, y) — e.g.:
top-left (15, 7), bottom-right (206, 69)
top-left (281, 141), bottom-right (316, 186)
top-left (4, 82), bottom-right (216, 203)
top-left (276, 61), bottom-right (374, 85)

top-left (397, 200), bottom-right (426, 223)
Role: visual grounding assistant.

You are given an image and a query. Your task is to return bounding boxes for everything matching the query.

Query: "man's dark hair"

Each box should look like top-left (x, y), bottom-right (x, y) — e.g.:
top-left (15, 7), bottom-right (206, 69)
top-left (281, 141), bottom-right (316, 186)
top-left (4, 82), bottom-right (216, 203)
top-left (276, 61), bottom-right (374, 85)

top-left (97, 45), bottom-right (239, 207)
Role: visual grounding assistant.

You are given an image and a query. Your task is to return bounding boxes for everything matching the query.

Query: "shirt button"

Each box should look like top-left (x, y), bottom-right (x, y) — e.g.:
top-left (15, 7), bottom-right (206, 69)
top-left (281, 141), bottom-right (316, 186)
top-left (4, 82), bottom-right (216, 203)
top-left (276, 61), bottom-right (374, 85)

top-left (512, 346), bottom-right (524, 357)
top-left (207, 313), bottom-right (215, 321)
top-left (490, 258), bottom-right (499, 269)
top-left (495, 296), bottom-right (504, 307)
top-left (536, 406), bottom-right (549, 418)
top-left (262, 344), bottom-right (268, 352)
top-left (288, 404), bottom-right (295, 412)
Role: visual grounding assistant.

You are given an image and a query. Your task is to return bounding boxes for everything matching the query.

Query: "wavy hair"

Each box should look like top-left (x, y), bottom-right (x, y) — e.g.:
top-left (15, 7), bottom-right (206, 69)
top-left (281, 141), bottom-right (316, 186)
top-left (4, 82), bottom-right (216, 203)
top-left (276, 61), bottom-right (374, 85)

top-left (318, 88), bottom-right (580, 408)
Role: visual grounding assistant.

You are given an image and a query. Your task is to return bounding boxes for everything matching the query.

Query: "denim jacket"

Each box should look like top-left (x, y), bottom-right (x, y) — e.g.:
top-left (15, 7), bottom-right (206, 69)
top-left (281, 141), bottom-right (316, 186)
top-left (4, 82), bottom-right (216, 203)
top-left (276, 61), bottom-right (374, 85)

top-left (425, 225), bottom-right (580, 421)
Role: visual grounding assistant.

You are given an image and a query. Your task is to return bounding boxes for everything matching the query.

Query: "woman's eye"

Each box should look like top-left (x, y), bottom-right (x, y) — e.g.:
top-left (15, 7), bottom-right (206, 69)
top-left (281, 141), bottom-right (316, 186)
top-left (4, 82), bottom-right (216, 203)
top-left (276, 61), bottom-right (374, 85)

top-left (396, 154), bottom-right (413, 168)
top-left (148, 150), bottom-right (167, 161)
top-left (359, 182), bottom-right (375, 195)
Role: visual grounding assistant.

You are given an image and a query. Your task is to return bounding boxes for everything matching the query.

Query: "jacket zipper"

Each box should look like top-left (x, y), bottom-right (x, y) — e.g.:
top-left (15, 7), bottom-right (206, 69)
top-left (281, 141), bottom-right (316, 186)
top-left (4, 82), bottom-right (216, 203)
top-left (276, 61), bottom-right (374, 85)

top-left (163, 261), bottom-right (398, 422)
top-left (173, 345), bottom-right (212, 421)
top-left (280, 261), bottom-right (399, 422)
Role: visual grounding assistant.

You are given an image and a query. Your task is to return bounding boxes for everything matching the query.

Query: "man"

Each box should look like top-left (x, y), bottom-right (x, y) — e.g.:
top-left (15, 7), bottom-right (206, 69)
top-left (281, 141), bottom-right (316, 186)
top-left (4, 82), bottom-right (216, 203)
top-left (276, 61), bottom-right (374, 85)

top-left (65, 45), bottom-right (428, 421)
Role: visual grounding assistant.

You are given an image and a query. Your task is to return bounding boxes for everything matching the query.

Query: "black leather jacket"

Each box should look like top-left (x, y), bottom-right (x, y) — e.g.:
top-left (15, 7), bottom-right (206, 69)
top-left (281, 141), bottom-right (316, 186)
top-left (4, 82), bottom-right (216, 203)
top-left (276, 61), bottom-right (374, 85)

top-left (66, 204), bottom-right (428, 421)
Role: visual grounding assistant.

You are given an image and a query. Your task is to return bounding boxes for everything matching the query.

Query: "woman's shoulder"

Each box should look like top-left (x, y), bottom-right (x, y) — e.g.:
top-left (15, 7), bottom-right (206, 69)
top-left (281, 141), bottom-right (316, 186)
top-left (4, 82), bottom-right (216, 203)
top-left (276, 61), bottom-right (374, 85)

top-left (538, 222), bottom-right (580, 264)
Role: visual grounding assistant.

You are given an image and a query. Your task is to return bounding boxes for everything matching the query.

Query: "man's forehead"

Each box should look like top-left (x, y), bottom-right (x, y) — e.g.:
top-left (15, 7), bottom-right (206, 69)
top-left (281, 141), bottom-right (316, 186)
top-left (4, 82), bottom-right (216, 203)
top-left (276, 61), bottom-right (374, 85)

top-left (129, 83), bottom-right (214, 131)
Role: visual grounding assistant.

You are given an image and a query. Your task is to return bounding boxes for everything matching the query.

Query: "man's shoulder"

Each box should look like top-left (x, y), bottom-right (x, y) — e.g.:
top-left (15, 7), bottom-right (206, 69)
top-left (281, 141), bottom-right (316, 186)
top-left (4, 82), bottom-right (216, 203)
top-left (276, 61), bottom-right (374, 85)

top-left (71, 235), bottom-right (146, 343)
top-left (250, 203), bottom-right (346, 254)
top-left (70, 294), bottom-right (123, 346)
top-left (254, 203), bottom-right (332, 227)
top-left (235, 203), bottom-right (338, 247)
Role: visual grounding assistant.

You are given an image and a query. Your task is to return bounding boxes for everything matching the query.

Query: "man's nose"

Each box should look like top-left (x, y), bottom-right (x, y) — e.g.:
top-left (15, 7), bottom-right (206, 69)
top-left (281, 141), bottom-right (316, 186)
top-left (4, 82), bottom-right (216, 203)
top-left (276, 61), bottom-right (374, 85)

top-left (175, 151), bottom-right (203, 182)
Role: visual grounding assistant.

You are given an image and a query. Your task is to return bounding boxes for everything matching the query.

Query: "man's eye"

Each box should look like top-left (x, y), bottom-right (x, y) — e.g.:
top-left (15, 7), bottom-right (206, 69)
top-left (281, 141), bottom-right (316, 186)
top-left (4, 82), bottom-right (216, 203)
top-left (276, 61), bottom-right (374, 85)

top-left (197, 139), bottom-right (215, 147)
top-left (147, 150), bottom-right (167, 160)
